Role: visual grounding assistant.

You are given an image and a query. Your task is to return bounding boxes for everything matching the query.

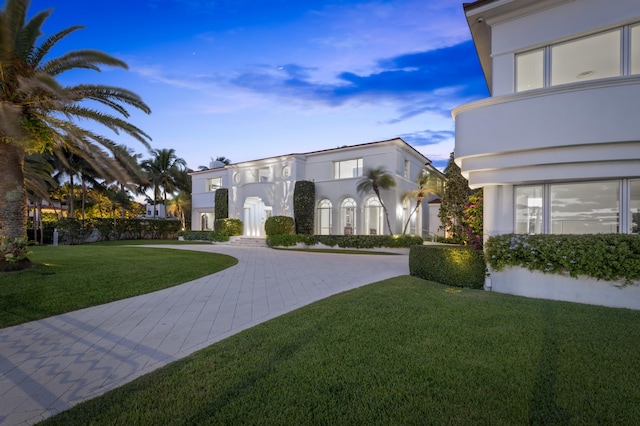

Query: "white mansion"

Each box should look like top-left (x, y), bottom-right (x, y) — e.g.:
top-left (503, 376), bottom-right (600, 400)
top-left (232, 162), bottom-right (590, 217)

top-left (191, 138), bottom-right (444, 238)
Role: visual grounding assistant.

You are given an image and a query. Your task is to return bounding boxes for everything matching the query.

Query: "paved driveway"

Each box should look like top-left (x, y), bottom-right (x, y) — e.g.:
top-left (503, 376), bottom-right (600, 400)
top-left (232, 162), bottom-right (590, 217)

top-left (0, 245), bottom-right (409, 425)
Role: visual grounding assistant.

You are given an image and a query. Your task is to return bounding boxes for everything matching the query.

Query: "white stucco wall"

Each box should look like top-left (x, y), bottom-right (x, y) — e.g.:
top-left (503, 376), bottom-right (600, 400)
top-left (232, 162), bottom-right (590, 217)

top-left (488, 267), bottom-right (640, 310)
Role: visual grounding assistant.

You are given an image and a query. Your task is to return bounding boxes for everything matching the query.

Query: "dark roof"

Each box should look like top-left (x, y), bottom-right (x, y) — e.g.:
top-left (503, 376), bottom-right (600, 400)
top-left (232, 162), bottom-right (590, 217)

top-left (463, 0), bottom-right (499, 11)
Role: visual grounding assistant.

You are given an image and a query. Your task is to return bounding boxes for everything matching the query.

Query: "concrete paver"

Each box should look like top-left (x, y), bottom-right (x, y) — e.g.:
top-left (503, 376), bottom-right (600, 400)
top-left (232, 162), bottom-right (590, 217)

top-left (0, 244), bottom-right (408, 425)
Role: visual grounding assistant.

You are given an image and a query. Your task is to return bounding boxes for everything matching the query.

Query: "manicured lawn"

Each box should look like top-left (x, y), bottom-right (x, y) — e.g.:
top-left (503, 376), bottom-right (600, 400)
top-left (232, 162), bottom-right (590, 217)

top-left (42, 276), bottom-right (640, 425)
top-left (0, 242), bottom-right (237, 328)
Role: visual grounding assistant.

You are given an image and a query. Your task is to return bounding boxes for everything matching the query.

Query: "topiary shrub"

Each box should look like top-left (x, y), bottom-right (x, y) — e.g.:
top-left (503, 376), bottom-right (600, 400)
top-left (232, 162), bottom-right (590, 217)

top-left (265, 216), bottom-right (295, 236)
top-left (215, 188), bottom-right (229, 219)
top-left (294, 180), bottom-right (315, 234)
top-left (214, 218), bottom-right (243, 236)
top-left (409, 245), bottom-right (486, 289)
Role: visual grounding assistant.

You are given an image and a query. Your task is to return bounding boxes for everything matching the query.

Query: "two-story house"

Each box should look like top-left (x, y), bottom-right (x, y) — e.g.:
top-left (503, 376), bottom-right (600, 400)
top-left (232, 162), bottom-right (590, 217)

top-left (191, 138), bottom-right (444, 238)
top-left (454, 0), bottom-right (640, 308)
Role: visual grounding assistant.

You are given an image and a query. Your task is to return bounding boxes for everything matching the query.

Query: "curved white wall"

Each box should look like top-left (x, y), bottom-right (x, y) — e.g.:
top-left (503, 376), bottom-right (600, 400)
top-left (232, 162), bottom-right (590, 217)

top-left (453, 77), bottom-right (640, 188)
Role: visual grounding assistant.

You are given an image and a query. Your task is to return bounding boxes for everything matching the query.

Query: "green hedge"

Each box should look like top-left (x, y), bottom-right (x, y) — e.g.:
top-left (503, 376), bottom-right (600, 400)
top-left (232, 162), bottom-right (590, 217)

top-left (293, 180), bottom-right (315, 235)
top-left (177, 230), bottom-right (230, 242)
top-left (214, 218), bottom-right (243, 236)
top-left (265, 216), bottom-right (295, 236)
top-left (486, 233), bottom-right (640, 285)
top-left (409, 245), bottom-right (486, 289)
top-left (215, 188), bottom-right (229, 219)
top-left (267, 234), bottom-right (424, 249)
top-left (56, 218), bottom-right (182, 244)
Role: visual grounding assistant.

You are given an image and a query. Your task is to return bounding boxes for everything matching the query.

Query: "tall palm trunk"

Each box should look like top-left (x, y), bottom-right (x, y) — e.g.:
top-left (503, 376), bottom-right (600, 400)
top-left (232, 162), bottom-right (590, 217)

top-left (0, 144), bottom-right (27, 239)
top-left (374, 188), bottom-right (393, 235)
top-left (68, 174), bottom-right (75, 219)
top-left (402, 196), bottom-right (423, 235)
top-left (81, 175), bottom-right (87, 227)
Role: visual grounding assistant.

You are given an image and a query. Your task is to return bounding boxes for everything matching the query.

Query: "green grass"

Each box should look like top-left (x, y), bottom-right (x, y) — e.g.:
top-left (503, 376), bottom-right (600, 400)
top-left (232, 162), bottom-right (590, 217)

top-left (42, 276), bottom-right (640, 425)
top-left (0, 242), bottom-right (237, 328)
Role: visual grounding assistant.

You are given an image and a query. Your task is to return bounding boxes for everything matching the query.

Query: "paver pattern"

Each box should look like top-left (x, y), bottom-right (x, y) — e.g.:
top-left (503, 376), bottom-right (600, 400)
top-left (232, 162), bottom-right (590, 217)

top-left (0, 244), bottom-right (409, 425)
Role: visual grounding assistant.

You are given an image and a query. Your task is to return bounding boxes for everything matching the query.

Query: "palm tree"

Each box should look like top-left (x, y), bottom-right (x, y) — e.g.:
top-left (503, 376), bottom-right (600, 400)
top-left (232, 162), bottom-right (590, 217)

top-left (401, 169), bottom-right (440, 235)
top-left (0, 0), bottom-right (151, 240)
top-left (141, 149), bottom-right (187, 218)
top-left (357, 167), bottom-right (396, 235)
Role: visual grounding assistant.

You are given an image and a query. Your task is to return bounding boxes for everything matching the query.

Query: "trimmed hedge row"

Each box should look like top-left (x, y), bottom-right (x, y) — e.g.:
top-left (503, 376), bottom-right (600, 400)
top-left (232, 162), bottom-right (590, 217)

top-left (56, 218), bottom-right (182, 244)
top-left (409, 245), bottom-right (486, 289)
top-left (267, 234), bottom-right (424, 249)
top-left (177, 230), bottom-right (230, 242)
top-left (486, 233), bottom-right (640, 284)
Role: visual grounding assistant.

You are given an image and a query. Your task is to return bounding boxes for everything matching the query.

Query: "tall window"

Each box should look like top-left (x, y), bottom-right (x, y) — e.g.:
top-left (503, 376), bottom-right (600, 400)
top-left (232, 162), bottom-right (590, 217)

top-left (207, 177), bottom-right (222, 192)
top-left (516, 24), bottom-right (638, 92)
top-left (631, 180), bottom-right (640, 234)
top-left (317, 199), bottom-right (333, 235)
top-left (341, 198), bottom-right (357, 234)
top-left (404, 159), bottom-right (410, 179)
top-left (334, 158), bottom-right (363, 179)
top-left (515, 186), bottom-right (543, 234)
top-left (632, 24), bottom-right (640, 75)
top-left (364, 197), bottom-right (383, 235)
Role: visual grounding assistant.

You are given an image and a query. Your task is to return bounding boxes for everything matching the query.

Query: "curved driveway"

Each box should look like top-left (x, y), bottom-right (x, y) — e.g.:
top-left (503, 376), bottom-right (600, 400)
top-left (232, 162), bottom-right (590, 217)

top-left (0, 244), bottom-right (409, 425)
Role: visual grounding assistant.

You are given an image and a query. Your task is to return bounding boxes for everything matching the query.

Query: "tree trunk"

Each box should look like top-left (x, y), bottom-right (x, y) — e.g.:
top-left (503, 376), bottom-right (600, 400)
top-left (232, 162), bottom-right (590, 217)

top-left (68, 173), bottom-right (75, 219)
top-left (0, 143), bottom-right (27, 239)
top-left (402, 197), bottom-right (423, 235)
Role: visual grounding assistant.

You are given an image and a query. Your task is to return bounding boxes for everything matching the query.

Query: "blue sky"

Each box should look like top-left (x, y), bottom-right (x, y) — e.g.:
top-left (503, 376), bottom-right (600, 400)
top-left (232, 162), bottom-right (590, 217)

top-left (30, 0), bottom-right (488, 170)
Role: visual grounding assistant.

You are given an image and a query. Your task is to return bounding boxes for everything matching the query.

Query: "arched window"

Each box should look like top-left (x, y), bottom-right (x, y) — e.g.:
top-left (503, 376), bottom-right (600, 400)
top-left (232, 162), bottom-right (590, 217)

top-left (341, 198), bottom-right (357, 235)
top-left (317, 199), bottom-right (333, 235)
top-left (364, 197), bottom-right (383, 235)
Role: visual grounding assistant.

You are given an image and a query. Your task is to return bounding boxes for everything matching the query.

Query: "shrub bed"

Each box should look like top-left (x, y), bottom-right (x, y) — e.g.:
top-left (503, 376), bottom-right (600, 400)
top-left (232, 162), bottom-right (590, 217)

top-left (486, 233), bottom-right (640, 285)
top-left (265, 216), bottom-right (295, 236)
top-left (177, 231), bottom-right (230, 242)
top-left (267, 234), bottom-right (424, 249)
top-left (409, 245), bottom-right (486, 289)
top-left (214, 218), bottom-right (243, 236)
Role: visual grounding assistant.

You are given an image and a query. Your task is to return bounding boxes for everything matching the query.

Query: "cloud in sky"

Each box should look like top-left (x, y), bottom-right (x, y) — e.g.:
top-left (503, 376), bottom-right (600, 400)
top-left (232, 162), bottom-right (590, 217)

top-left (33, 0), bottom-right (488, 169)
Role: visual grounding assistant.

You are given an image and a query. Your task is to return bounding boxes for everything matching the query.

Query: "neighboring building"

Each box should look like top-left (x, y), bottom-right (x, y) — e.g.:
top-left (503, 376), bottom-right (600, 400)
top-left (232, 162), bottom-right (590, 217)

top-left (191, 138), bottom-right (444, 237)
top-left (453, 0), bottom-right (640, 308)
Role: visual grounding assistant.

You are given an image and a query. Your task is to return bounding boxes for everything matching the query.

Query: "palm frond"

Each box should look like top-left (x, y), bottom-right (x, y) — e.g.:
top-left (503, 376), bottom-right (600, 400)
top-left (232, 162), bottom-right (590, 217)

top-left (42, 49), bottom-right (127, 76)
top-left (17, 9), bottom-right (51, 61)
top-left (29, 25), bottom-right (83, 67)
top-left (68, 84), bottom-right (152, 116)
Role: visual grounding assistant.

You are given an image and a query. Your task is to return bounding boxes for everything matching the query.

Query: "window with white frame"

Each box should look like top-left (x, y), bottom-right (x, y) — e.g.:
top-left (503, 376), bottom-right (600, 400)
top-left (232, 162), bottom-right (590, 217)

top-left (631, 179), bottom-right (640, 234)
top-left (516, 24), bottom-right (640, 92)
top-left (317, 199), bottom-right (333, 235)
top-left (333, 158), bottom-right (363, 179)
top-left (341, 198), bottom-right (357, 234)
top-left (515, 186), bottom-right (543, 234)
top-left (258, 167), bottom-right (271, 182)
top-left (632, 24), bottom-right (640, 75)
top-left (514, 180), bottom-right (636, 235)
top-left (207, 177), bottom-right (222, 192)
top-left (364, 197), bottom-right (383, 235)
top-left (404, 159), bottom-right (410, 179)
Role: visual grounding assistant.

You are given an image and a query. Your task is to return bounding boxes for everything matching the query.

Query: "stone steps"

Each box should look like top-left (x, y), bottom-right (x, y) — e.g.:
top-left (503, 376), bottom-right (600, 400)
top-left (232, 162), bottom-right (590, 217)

top-left (227, 237), bottom-right (268, 248)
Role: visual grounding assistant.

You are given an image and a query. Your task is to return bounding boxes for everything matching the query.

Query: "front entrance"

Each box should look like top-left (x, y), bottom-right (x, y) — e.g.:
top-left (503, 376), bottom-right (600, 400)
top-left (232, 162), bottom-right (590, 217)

top-left (243, 197), bottom-right (272, 237)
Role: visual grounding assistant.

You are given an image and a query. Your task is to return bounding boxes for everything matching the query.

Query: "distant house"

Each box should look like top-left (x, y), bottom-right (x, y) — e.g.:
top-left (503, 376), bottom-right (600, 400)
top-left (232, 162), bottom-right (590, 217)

top-left (191, 138), bottom-right (444, 237)
top-left (454, 0), bottom-right (640, 308)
